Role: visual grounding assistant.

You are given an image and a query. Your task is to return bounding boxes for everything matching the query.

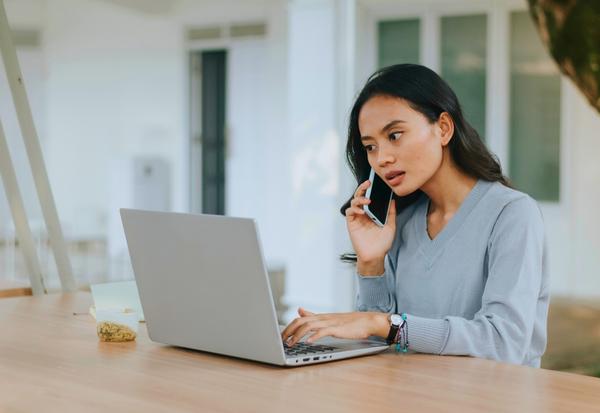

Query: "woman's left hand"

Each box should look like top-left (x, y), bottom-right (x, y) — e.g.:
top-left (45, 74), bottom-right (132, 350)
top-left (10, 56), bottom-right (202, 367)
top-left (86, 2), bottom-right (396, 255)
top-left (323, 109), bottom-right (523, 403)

top-left (281, 307), bottom-right (389, 346)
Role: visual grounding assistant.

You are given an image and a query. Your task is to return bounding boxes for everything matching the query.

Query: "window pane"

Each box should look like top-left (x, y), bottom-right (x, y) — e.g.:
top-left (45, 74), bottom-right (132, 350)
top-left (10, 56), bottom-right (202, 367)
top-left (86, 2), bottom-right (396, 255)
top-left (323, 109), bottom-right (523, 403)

top-left (509, 11), bottom-right (561, 201)
top-left (378, 19), bottom-right (420, 68)
top-left (441, 14), bottom-right (487, 141)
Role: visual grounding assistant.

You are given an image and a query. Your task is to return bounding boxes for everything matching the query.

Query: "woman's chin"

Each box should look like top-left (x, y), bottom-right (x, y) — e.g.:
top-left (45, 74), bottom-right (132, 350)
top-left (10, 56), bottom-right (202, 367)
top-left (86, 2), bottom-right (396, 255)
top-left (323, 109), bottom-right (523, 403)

top-left (392, 182), bottom-right (418, 197)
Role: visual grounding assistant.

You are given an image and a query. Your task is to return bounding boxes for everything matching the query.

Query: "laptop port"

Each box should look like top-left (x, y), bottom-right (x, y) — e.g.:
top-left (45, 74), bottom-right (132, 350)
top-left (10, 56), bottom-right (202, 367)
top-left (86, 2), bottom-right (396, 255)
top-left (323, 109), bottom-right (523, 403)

top-left (313, 357), bottom-right (319, 361)
top-left (303, 358), bottom-right (310, 362)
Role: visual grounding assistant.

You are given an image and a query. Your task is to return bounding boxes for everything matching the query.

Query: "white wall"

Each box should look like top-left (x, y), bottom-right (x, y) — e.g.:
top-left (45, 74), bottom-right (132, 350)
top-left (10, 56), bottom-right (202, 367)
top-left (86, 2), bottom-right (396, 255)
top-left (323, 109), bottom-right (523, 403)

top-left (42, 0), bottom-right (185, 239)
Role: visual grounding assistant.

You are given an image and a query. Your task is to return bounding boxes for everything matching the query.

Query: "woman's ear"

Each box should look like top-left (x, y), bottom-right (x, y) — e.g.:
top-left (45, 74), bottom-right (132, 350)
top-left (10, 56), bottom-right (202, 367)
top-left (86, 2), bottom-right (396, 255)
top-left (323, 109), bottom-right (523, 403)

top-left (438, 112), bottom-right (454, 146)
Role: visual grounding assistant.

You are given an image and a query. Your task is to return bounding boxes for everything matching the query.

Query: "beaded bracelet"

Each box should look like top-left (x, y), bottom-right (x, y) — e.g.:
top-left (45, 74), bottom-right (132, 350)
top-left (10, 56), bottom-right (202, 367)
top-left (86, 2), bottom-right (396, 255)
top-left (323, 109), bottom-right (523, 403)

top-left (394, 313), bottom-right (409, 353)
top-left (393, 326), bottom-right (402, 351)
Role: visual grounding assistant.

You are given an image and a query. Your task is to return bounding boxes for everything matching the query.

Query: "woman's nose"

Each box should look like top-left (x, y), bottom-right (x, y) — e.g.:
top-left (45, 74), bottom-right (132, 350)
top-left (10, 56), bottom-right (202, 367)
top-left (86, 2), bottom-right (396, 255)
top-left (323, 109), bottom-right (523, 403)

top-left (377, 148), bottom-right (395, 167)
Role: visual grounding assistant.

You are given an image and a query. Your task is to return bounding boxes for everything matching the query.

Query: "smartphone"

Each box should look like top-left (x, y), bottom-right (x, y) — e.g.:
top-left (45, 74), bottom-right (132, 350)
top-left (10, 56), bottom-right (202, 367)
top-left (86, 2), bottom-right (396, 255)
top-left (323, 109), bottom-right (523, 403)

top-left (363, 168), bottom-right (393, 227)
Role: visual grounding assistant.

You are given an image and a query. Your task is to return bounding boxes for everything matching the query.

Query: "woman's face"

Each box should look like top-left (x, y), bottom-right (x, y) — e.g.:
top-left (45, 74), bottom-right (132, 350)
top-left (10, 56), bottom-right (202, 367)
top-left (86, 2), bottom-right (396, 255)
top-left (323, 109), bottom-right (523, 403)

top-left (358, 95), bottom-right (447, 196)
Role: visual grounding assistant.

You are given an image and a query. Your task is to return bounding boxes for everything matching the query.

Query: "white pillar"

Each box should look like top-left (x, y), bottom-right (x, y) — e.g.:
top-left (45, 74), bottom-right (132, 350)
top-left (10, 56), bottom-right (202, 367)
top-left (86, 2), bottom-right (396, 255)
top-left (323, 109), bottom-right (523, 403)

top-left (486, 4), bottom-right (509, 170)
top-left (285, 0), bottom-right (357, 317)
top-left (334, 0), bottom-right (359, 312)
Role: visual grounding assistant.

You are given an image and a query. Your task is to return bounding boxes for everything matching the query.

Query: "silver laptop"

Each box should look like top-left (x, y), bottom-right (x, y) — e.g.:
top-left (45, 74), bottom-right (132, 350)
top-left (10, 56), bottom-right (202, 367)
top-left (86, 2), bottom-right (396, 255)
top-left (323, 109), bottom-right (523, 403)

top-left (120, 209), bottom-right (389, 366)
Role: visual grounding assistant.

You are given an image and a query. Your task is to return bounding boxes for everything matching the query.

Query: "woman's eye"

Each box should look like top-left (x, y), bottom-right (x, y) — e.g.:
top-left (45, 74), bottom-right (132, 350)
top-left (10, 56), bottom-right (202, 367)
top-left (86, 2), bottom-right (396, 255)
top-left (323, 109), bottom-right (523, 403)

top-left (363, 145), bottom-right (375, 152)
top-left (390, 132), bottom-right (403, 141)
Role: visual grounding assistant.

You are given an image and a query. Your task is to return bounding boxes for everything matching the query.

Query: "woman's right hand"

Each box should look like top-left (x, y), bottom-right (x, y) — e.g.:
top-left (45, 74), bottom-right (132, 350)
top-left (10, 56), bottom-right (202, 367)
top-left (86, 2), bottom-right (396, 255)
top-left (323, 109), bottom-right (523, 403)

top-left (345, 180), bottom-right (397, 271)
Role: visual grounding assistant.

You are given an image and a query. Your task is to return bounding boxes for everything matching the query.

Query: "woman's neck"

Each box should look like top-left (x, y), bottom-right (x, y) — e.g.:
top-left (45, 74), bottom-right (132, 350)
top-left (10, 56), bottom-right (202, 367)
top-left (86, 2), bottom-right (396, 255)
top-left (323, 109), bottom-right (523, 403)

top-left (420, 149), bottom-right (478, 216)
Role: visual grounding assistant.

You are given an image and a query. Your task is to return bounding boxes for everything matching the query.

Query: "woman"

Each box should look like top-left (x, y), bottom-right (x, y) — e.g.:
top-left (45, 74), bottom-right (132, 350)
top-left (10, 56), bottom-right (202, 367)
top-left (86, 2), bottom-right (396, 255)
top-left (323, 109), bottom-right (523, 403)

top-left (281, 64), bottom-right (549, 367)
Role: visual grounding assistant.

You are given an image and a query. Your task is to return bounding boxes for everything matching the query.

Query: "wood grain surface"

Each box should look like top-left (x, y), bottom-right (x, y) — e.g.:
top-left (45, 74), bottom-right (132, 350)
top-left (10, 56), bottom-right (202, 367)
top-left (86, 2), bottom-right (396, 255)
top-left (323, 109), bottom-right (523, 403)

top-left (1, 292), bottom-right (600, 413)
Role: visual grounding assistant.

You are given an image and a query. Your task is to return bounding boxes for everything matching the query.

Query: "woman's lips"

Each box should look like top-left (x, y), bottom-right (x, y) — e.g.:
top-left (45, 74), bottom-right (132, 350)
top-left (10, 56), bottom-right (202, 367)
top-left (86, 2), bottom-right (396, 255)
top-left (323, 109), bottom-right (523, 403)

top-left (386, 172), bottom-right (405, 186)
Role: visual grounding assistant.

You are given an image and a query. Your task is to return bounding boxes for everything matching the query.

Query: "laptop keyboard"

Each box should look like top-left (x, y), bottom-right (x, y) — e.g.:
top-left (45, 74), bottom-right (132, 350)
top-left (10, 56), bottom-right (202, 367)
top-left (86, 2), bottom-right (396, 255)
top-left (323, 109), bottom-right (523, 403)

top-left (283, 342), bottom-right (339, 357)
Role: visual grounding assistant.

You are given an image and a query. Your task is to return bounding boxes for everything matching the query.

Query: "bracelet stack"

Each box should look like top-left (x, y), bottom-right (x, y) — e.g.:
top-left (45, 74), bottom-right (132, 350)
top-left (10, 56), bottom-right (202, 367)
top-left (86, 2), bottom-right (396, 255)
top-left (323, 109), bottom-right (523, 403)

top-left (393, 313), bottom-right (409, 353)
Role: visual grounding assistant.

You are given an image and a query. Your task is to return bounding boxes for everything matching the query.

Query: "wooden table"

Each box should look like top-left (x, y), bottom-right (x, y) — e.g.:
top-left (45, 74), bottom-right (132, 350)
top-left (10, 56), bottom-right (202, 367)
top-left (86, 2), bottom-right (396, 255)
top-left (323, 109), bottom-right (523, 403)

top-left (0, 279), bottom-right (32, 298)
top-left (1, 293), bottom-right (600, 412)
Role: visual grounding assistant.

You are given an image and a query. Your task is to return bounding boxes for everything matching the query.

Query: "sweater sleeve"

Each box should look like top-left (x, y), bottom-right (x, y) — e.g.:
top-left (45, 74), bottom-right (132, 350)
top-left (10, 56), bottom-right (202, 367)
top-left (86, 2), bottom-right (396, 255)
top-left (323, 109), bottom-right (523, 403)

top-left (355, 252), bottom-right (397, 313)
top-left (354, 209), bottom-right (405, 313)
top-left (401, 196), bottom-right (546, 364)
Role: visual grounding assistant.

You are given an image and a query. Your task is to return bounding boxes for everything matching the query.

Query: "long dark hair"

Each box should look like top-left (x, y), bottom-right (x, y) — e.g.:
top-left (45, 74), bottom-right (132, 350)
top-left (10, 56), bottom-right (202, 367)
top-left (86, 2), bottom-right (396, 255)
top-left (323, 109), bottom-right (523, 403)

top-left (340, 64), bottom-right (510, 262)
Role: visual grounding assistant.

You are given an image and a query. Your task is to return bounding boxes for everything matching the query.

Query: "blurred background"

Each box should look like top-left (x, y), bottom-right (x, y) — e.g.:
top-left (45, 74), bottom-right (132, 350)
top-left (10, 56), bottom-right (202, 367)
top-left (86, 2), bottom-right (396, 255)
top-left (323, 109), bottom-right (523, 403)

top-left (1, 0), bottom-right (599, 376)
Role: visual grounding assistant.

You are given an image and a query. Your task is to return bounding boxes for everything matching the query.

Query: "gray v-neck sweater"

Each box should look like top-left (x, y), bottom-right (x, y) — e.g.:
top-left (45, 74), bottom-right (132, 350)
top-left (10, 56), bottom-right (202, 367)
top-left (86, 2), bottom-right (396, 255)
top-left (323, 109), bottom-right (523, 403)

top-left (356, 180), bottom-right (550, 367)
